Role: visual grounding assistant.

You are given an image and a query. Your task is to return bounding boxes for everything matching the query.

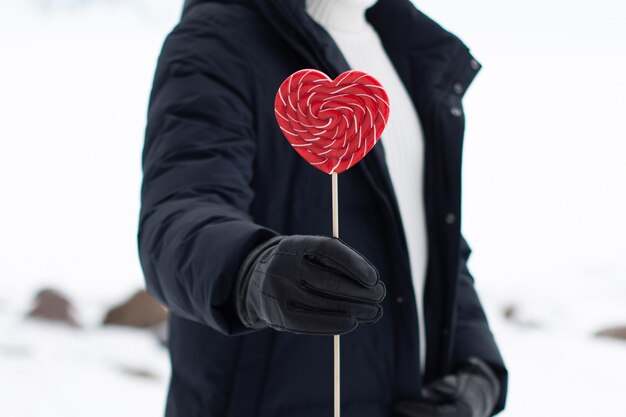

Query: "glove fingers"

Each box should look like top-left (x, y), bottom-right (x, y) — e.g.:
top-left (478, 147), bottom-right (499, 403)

top-left (302, 237), bottom-right (380, 287)
top-left (300, 259), bottom-right (385, 303)
top-left (394, 401), bottom-right (458, 417)
top-left (245, 235), bottom-right (385, 335)
top-left (281, 302), bottom-right (357, 335)
top-left (291, 290), bottom-right (383, 324)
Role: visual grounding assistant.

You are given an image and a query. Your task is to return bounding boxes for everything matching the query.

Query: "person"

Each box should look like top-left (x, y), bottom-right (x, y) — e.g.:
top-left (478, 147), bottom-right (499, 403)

top-left (138, 0), bottom-right (509, 416)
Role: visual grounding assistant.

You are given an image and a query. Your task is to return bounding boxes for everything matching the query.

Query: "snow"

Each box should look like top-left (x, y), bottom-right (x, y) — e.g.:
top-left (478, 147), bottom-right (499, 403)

top-left (0, 1), bottom-right (178, 415)
top-left (0, 316), bottom-right (169, 417)
top-left (0, 0), bottom-right (625, 416)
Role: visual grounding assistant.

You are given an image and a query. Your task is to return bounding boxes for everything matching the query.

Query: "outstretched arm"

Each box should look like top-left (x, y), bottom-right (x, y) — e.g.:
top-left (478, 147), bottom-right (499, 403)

top-left (138, 14), bottom-right (278, 335)
top-left (138, 12), bottom-right (386, 338)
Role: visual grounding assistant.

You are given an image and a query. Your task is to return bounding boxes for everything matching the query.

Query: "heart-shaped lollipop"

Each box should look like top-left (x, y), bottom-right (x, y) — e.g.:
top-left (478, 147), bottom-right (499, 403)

top-left (274, 69), bottom-right (390, 174)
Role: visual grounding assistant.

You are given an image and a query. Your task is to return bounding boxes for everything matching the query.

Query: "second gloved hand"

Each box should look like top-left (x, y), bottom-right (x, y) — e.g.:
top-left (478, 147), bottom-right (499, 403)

top-left (394, 357), bottom-right (501, 417)
top-left (235, 235), bottom-right (386, 335)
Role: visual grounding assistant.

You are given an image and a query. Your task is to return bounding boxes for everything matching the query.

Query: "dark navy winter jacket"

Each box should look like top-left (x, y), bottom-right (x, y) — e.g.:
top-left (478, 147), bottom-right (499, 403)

top-left (138, 0), bottom-right (508, 416)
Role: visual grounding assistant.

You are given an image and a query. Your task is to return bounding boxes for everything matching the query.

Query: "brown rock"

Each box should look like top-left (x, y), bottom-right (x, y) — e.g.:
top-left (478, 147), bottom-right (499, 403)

top-left (503, 305), bottom-right (516, 320)
top-left (501, 303), bottom-right (541, 328)
top-left (595, 326), bottom-right (626, 341)
top-left (103, 290), bottom-right (167, 328)
top-left (26, 288), bottom-right (78, 326)
top-left (117, 364), bottom-right (160, 380)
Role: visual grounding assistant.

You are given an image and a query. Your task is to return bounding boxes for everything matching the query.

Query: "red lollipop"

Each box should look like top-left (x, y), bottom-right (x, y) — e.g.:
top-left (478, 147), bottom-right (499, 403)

top-left (274, 68), bottom-right (391, 417)
top-left (274, 69), bottom-right (390, 174)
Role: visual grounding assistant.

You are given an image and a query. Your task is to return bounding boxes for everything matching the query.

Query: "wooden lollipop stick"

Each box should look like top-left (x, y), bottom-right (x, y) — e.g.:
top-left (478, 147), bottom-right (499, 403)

top-left (331, 172), bottom-right (340, 417)
top-left (334, 333), bottom-right (340, 417)
top-left (332, 172), bottom-right (339, 238)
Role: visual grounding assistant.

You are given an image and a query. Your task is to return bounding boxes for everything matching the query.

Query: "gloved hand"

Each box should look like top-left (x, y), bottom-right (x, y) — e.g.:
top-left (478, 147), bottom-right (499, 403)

top-left (234, 235), bottom-right (385, 335)
top-left (394, 357), bottom-right (500, 417)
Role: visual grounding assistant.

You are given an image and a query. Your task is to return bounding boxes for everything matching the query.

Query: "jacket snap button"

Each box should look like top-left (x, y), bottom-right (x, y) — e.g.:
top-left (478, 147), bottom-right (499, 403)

top-left (450, 107), bottom-right (462, 117)
top-left (445, 213), bottom-right (456, 224)
top-left (453, 83), bottom-right (464, 95)
top-left (470, 59), bottom-right (480, 70)
top-left (396, 296), bottom-right (404, 304)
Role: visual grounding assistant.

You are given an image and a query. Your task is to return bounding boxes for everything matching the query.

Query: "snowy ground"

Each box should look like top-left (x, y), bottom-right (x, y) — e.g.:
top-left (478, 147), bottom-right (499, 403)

top-left (1, 0), bottom-right (625, 416)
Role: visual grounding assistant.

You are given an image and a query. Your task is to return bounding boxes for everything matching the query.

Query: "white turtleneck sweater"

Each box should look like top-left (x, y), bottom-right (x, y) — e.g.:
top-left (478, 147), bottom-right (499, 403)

top-left (305, 0), bottom-right (429, 373)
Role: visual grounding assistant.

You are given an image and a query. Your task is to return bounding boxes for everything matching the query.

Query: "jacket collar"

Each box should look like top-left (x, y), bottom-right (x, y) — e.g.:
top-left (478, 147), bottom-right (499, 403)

top-left (182, 0), bottom-right (479, 91)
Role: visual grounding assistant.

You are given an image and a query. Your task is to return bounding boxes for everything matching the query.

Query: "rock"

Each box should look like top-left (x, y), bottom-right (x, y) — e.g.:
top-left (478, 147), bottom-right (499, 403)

top-left (103, 290), bottom-right (167, 328)
top-left (26, 288), bottom-right (78, 326)
top-left (117, 364), bottom-right (160, 380)
top-left (503, 305), bottom-right (516, 320)
top-left (595, 326), bottom-right (626, 341)
top-left (501, 303), bottom-right (541, 328)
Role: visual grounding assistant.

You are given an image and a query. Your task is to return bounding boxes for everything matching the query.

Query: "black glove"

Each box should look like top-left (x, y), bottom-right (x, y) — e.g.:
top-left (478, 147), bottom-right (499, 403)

top-left (234, 235), bottom-right (385, 335)
top-left (394, 357), bottom-right (500, 417)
